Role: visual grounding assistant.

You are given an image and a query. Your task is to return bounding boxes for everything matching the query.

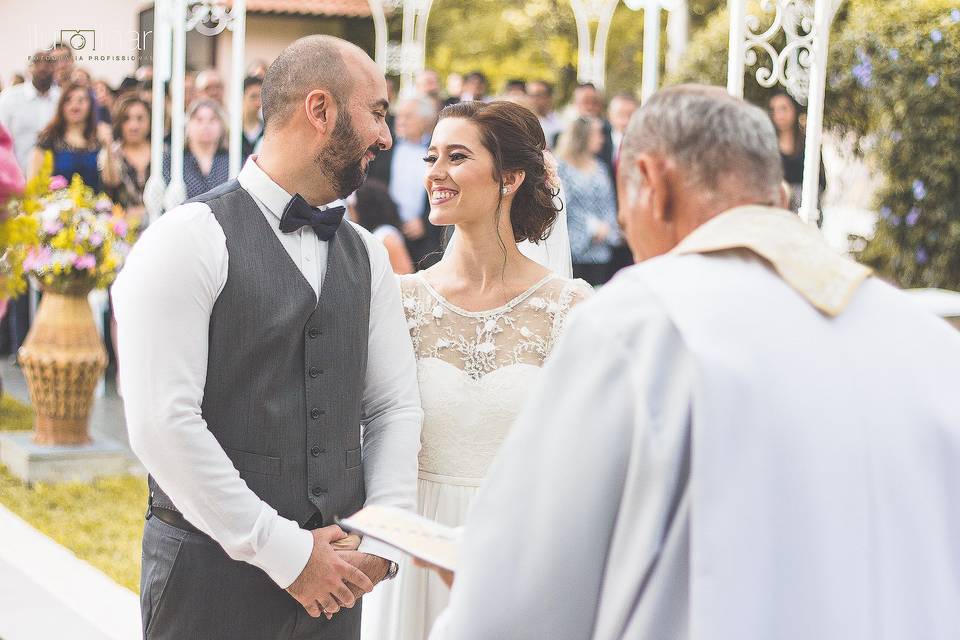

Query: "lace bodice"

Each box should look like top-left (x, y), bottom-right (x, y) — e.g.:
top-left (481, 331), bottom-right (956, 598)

top-left (401, 273), bottom-right (593, 480)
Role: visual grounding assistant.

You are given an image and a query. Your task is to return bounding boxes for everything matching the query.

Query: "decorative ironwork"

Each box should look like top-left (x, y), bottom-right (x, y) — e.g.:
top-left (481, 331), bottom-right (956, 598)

top-left (741, 0), bottom-right (815, 102)
top-left (186, 0), bottom-right (242, 37)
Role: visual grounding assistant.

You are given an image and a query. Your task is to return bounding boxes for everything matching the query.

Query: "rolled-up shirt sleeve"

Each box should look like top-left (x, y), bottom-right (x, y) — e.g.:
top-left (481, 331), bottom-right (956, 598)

top-left (113, 203), bottom-right (312, 589)
top-left (355, 230), bottom-right (423, 564)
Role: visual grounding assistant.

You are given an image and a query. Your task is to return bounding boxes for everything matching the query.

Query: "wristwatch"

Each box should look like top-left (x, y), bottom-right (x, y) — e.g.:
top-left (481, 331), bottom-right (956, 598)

top-left (384, 560), bottom-right (399, 580)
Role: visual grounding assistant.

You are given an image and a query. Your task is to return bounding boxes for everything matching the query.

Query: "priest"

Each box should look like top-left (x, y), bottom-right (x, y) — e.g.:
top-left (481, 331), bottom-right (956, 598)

top-left (425, 85), bottom-right (960, 639)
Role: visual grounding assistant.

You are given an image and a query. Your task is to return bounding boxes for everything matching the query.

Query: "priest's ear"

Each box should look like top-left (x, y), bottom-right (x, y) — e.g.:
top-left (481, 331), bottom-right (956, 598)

top-left (634, 153), bottom-right (674, 226)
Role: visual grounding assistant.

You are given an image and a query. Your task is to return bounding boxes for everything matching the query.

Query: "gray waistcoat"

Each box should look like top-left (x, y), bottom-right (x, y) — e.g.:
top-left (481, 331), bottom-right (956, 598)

top-left (149, 180), bottom-right (370, 527)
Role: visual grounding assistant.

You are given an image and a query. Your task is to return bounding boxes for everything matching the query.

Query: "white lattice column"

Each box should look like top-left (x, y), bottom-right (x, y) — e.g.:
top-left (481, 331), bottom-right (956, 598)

top-left (367, 0), bottom-right (390, 73)
top-left (725, 0), bottom-right (843, 225)
top-left (624, 0), bottom-right (684, 102)
top-left (163, 0), bottom-right (188, 212)
top-left (145, 0), bottom-right (172, 225)
top-left (797, 0), bottom-right (834, 225)
top-left (397, 0), bottom-right (433, 97)
top-left (227, 0), bottom-right (247, 177)
top-left (570, 0), bottom-right (620, 91)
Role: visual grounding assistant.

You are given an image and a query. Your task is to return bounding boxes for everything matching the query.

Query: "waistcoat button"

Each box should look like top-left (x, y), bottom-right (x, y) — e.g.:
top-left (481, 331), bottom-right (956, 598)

top-left (310, 408), bottom-right (321, 419)
top-left (309, 366), bottom-right (321, 378)
top-left (312, 487), bottom-right (325, 497)
top-left (308, 327), bottom-right (319, 339)
top-left (311, 445), bottom-right (322, 456)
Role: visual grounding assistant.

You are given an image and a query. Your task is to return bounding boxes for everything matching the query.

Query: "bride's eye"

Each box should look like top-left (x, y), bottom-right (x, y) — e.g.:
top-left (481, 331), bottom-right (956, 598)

top-left (449, 153), bottom-right (467, 162)
top-left (422, 155), bottom-right (438, 164)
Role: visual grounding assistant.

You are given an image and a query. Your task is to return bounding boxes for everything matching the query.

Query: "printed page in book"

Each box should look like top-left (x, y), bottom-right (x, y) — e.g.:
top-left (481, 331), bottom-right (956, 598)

top-left (338, 505), bottom-right (461, 571)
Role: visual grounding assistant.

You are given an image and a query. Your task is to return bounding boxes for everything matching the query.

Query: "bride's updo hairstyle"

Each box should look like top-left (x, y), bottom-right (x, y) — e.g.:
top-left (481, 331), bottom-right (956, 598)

top-left (438, 100), bottom-right (561, 243)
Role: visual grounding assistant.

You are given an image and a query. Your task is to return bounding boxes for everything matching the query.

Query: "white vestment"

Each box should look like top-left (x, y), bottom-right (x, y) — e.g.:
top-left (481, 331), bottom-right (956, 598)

top-left (430, 206), bottom-right (960, 639)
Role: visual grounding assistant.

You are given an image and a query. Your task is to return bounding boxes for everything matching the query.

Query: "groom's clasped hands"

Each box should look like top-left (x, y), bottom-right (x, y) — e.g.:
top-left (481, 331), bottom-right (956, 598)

top-left (285, 525), bottom-right (391, 620)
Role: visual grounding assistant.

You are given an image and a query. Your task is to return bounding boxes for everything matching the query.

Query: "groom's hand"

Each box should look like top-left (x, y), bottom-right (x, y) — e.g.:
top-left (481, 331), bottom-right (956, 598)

top-left (286, 525), bottom-right (375, 619)
top-left (338, 551), bottom-right (391, 599)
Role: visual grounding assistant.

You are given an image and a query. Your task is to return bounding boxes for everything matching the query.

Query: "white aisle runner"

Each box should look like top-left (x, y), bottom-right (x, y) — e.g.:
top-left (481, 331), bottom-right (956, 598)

top-left (0, 505), bottom-right (140, 640)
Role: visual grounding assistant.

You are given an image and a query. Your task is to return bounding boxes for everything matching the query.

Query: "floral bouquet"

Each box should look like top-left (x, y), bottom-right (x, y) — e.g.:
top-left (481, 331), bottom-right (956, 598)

top-left (7, 152), bottom-right (137, 295)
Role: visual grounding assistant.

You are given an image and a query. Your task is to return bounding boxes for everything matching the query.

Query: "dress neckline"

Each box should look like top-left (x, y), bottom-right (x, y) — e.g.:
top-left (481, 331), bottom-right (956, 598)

top-left (416, 271), bottom-right (556, 318)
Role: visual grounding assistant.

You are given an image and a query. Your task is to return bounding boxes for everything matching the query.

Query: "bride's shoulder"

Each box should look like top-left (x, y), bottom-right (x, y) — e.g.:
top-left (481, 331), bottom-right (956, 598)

top-left (529, 275), bottom-right (594, 312)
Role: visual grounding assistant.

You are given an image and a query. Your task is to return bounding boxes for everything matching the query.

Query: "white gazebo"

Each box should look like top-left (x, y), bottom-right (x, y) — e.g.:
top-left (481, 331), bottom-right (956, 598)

top-left (147, 0), bottom-right (842, 229)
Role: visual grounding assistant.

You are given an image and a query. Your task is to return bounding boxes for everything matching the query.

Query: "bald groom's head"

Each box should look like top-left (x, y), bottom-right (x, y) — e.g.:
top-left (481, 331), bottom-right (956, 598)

top-left (256, 36), bottom-right (392, 203)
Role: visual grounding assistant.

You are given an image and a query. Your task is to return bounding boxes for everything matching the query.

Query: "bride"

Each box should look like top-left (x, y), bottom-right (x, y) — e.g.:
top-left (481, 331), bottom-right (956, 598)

top-left (361, 100), bottom-right (592, 639)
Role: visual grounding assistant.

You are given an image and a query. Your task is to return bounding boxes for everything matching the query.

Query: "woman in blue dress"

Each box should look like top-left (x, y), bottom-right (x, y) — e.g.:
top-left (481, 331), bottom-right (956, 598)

top-left (29, 82), bottom-right (116, 192)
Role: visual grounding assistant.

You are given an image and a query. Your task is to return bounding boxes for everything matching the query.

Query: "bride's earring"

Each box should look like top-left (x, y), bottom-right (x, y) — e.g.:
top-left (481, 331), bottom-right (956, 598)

top-left (501, 187), bottom-right (509, 195)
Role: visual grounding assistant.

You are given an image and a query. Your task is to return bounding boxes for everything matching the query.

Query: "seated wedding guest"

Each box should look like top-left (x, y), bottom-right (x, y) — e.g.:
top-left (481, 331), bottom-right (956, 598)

top-left (246, 59), bottom-right (269, 80)
top-left (555, 116), bottom-right (619, 286)
top-left (29, 82), bottom-right (117, 192)
top-left (92, 78), bottom-right (116, 123)
top-left (348, 179), bottom-right (413, 275)
top-left (102, 95), bottom-right (151, 225)
top-left (459, 71), bottom-right (488, 103)
top-left (162, 98), bottom-right (229, 201)
top-left (502, 78), bottom-right (527, 99)
top-left (368, 96), bottom-right (441, 267)
top-left (527, 80), bottom-right (562, 149)
top-left (443, 72), bottom-right (462, 106)
top-left (424, 84), bottom-right (960, 640)
top-left (70, 66), bottom-right (92, 87)
top-left (415, 69), bottom-right (443, 111)
top-left (240, 76), bottom-right (264, 163)
top-left (769, 89), bottom-right (825, 215)
top-left (606, 93), bottom-right (639, 279)
top-left (51, 42), bottom-right (74, 87)
top-left (195, 68), bottom-right (225, 105)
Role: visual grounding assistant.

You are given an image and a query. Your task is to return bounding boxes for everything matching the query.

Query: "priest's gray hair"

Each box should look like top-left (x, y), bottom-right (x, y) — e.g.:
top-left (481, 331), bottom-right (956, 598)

top-left (261, 35), bottom-right (353, 128)
top-left (620, 85), bottom-right (783, 202)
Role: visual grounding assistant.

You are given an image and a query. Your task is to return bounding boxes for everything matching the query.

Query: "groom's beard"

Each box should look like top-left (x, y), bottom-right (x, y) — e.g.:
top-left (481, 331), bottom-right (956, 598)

top-left (315, 111), bottom-right (379, 198)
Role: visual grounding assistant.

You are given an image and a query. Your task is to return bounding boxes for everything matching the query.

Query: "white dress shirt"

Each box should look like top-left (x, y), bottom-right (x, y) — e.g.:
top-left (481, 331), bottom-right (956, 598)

top-left (0, 81), bottom-right (60, 171)
top-left (113, 157), bottom-right (423, 589)
top-left (388, 137), bottom-right (429, 223)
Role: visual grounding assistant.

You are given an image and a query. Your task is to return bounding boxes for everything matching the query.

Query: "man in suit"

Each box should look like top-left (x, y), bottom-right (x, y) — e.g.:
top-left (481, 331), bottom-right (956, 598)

top-left (368, 96), bottom-right (443, 267)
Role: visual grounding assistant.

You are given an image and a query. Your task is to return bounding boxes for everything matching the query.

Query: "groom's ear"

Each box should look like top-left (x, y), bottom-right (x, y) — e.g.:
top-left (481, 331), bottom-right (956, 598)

top-left (304, 88), bottom-right (337, 138)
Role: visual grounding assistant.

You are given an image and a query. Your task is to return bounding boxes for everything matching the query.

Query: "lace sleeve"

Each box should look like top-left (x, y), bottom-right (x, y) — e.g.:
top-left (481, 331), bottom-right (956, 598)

top-left (549, 278), bottom-right (594, 350)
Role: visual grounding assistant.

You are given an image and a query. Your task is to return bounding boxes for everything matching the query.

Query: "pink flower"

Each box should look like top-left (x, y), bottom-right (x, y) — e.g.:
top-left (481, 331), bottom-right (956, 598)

top-left (95, 197), bottom-right (112, 212)
top-left (42, 219), bottom-right (63, 235)
top-left (89, 232), bottom-right (104, 247)
top-left (73, 254), bottom-right (97, 271)
top-left (23, 247), bottom-right (52, 272)
top-left (49, 175), bottom-right (68, 191)
top-left (112, 219), bottom-right (128, 237)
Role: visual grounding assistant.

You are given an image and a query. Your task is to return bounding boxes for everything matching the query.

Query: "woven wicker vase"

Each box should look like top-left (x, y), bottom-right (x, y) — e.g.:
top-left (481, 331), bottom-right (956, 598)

top-left (19, 289), bottom-right (107, 445)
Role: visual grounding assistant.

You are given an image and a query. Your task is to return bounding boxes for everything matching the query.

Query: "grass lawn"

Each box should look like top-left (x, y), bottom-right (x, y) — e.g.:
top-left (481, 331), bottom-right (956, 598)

top-left (0, 394), bottom-right (145, 593)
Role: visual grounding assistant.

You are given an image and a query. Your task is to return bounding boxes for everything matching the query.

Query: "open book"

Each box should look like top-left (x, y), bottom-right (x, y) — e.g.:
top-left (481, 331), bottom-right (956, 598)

top-left (337, 505), bottom-right (461, 571)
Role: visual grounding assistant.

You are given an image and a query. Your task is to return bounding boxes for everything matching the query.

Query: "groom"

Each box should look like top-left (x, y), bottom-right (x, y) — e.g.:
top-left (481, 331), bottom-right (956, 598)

top-left (113, 36), bottom-right (422, 639)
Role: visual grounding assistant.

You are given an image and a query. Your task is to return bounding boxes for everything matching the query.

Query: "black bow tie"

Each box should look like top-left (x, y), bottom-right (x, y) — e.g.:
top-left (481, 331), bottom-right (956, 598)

top-left (279, 193), bottom-right (345, 241)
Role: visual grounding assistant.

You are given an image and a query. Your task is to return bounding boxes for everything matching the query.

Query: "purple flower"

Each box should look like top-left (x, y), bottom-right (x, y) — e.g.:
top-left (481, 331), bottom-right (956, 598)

top-left (890, 215), bottom-right (901, 227)
top-left (112, 219), bottom-right (128, 237)
top-left (852, 60), bottom-right (873, 88)
top-left (23, 247), bottom-right (52, 272)
top-left (887, 48), bottom-right (900, 61)
top-left (931, 29), bottom-right (944, 43)
top-left (915, 247), bottom-right (929, 265)
top-left (879, 205), bottom-right (892, 220)
top-left (89, 232), bottom-right (104, 247)
top-left (952, 8), bottom-right (960, 23)
top-left (42, 219), bottom-right (63, 235)
top-left (890, 130), bottom-right (903, 143)
top-left (49, 175), bottom-right (68, 190)
top-left (927, 73), bottom-right (940, 87)
top-left (73, 254), bottom-right (97, 271)
top-left (913, 179), bottom-right (927, 200)
top-left (906, 207), bottom-right (921, 226)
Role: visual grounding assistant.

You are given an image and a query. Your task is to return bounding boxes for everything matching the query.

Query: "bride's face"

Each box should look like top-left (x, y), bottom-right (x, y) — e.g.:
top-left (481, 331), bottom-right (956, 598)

top-left (423, 117), bottom-right (501, 228)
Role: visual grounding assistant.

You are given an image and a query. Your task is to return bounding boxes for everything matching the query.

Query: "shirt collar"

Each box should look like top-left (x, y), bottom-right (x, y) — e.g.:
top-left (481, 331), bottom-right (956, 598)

top-left (237, 155), bottom-right (346, 222)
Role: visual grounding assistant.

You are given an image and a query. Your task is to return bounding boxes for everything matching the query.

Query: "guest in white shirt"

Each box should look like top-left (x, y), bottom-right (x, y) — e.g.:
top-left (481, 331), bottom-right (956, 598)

top-left (369, 96), bottom-right (441, 267)
top-left (527, 80), bottom-right (562, 149)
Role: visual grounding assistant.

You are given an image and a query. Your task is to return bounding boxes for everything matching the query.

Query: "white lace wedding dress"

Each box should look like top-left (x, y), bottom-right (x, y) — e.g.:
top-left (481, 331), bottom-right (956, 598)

top-left (360, 271), bottom-right (592, 640)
